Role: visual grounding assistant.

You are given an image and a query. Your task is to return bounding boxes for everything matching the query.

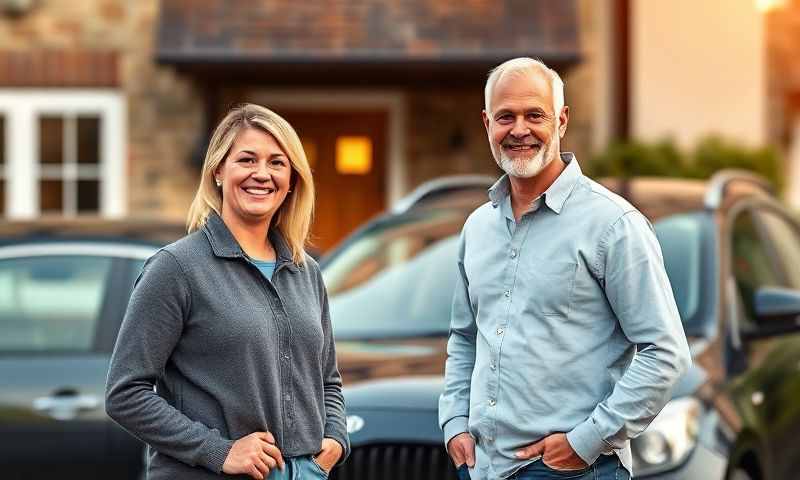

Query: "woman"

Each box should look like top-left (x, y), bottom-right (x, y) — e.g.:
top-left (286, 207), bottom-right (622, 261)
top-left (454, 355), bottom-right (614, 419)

top-left (106, 104), bottom-right (349, 480)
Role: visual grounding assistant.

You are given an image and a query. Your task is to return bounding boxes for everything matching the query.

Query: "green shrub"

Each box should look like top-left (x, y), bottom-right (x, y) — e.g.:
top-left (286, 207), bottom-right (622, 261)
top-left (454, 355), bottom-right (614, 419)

top-left (588, 136), bottom-right (783, 191)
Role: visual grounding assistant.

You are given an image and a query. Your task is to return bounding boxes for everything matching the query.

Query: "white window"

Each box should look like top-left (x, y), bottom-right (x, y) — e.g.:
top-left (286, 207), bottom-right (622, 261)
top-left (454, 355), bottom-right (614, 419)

top-left (0, 90), bottom-right (126, 219)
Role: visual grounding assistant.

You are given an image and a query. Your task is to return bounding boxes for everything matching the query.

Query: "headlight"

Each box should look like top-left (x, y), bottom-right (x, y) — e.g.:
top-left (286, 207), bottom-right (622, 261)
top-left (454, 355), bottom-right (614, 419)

top-left (631, 397), bottom-right (701, 476)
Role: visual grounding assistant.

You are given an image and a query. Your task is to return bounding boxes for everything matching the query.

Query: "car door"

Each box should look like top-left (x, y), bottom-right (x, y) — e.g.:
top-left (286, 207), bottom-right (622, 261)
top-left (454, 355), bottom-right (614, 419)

top-left (749, 207), bottom-right (800, 479)
top-left (0, 246), bottom-right (139, 478)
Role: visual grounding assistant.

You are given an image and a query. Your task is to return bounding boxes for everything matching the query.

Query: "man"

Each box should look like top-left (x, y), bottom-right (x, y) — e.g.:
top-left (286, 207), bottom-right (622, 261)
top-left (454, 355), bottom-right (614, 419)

top-left (439, 57), bottom-right (691, 480)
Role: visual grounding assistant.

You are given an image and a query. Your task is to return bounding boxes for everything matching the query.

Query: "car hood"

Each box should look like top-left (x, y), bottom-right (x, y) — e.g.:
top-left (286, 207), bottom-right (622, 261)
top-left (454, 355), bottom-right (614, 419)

top-left (344, 376), bottom-right (445, 410)
top-left (335, 336), bottom-right (447, 386)
top-left (338, 336), bottom-right (713, 408)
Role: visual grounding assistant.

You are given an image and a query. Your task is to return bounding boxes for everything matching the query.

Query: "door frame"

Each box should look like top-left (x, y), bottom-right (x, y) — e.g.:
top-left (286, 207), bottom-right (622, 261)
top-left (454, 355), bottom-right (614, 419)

top-left (242, 89), bottom-right (407, 207)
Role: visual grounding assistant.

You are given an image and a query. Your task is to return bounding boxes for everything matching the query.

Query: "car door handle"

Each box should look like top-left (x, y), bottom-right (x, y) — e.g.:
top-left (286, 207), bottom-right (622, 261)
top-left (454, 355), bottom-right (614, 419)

top-left (33, 393), bottom-right (101, 421)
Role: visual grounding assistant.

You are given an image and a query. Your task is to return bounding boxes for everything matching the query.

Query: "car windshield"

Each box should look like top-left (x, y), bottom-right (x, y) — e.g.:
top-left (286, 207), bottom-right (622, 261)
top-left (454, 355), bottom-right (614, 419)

top-left (324, 210), bottom-right (707, 339)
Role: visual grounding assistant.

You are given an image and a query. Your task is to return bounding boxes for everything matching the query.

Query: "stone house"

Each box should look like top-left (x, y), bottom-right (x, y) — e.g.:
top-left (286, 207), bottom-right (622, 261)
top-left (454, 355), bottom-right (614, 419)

top-left (0, 0), bottom-right (793, 251)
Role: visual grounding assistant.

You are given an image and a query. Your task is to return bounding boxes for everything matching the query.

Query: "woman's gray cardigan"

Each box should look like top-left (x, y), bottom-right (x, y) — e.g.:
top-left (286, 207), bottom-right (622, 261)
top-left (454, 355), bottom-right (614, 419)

top-left (106, 213), bottom-right (349, 479)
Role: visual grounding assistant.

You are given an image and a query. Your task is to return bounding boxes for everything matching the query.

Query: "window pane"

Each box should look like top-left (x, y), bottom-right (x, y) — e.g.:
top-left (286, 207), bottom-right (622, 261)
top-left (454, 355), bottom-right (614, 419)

top-left (39, 116), bottom-right (64, 165)
top-left (0, 256), bottom-right (112, 352)
top-left (732, 211), bottom-right (781, 324)
top-left (335, 136), bottom-right (372, 175)
top-left (77, 116), bottom-right (100, 165)
top-left (759, 211), bottom-right (800, 290)
top-left (77, 179), bottom-right (100, 212)
top-left (40, 180), bottom-right (63, 212)
top-left (325, 210), bottom-right (468, 338)
top-left (654, 214), bottom-right (703, 326)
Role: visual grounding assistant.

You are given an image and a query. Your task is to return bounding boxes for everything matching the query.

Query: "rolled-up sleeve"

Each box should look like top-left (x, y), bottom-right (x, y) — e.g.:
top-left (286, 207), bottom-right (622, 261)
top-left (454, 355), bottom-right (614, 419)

top-left (439, 230), bottom-right (478, 448)
top-left (566, 211), bottom-right (692, 465)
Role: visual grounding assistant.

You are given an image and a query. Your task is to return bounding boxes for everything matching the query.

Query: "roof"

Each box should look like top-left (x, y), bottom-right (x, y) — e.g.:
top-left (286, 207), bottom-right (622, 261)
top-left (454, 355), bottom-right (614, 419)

top-left (156, 0), bottom-right (580, 84)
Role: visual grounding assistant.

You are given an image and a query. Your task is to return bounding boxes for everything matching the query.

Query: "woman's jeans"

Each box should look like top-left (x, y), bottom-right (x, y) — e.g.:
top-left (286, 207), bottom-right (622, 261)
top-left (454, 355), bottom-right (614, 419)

top-left (457, 454), bottom-right (631, 480)
top-left (267, 455), bottom-right (329, 479)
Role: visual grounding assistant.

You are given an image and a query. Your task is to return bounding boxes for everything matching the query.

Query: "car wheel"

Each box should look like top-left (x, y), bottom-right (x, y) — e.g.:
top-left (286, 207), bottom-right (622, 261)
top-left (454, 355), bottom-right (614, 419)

top-left (728, 468), bottom-right (753, 480)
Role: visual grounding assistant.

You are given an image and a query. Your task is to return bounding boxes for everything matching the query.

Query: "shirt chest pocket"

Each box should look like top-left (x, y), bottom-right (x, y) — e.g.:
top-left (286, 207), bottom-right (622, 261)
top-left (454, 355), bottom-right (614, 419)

top-left (520, 258), bottom-right (577, 317)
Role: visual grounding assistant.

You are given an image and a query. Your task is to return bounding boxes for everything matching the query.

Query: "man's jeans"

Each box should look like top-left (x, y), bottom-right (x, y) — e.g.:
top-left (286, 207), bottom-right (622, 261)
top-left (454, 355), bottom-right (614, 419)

top-left (456, 454), bottom-right (630, 480)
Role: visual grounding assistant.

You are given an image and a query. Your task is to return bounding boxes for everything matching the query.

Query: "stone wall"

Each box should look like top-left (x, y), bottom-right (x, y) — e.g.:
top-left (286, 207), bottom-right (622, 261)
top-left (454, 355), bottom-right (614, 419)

top-left (1, 0), bottom-right (600, 217)
top-left (0, 0), bottom-right (203, 221)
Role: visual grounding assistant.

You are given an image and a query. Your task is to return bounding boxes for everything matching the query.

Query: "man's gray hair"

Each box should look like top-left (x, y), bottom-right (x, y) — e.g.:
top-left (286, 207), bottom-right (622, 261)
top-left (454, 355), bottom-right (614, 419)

top-left (484, 57), bottom-right (565, 116)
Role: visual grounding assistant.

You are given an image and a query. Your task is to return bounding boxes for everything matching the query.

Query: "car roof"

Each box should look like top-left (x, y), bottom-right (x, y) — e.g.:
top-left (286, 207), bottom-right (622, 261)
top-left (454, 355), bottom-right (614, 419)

top-left (601, 171), bottom-right (778, 221)
top-left (0, 216), bottom-right (186, 247)
top-left (599, 177), bottom-right (707, 220)
top-left (395, 169), bottom-right (777, 222)
top-left (391, 175), bottom-right (495, 214)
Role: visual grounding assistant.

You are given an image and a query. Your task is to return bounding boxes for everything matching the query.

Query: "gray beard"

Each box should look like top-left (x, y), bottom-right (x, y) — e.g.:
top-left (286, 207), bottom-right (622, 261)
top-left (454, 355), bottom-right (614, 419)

top-left (494, 137), bottom-right (558, 178)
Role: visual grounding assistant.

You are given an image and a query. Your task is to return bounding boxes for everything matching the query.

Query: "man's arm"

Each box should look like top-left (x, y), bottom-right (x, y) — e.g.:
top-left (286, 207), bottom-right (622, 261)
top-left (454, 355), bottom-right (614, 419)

top-left (439, 230), bottom-right (479, 457)
top-left (566, 211), bottom-right (692, 465)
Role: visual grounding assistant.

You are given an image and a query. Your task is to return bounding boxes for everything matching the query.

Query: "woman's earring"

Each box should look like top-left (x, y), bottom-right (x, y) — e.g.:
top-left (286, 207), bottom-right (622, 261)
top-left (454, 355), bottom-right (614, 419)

top-left (215, 178), bottom-right (222, 187)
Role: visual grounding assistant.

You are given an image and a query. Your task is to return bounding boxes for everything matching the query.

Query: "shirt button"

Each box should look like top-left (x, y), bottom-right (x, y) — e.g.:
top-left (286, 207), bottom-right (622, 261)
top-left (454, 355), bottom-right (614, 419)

top-left (490, 363), bottom-right (497, 370)
top-left (504, 290), bottom-right (511, 297)
top-left (488, 399), bottom-right (496, 406)
top-left (510, 249), bottom-right (517, 258)
top-left (496, 328), bottom-right (504, 336)
top-left (284, 394), bottom-right (290, 401)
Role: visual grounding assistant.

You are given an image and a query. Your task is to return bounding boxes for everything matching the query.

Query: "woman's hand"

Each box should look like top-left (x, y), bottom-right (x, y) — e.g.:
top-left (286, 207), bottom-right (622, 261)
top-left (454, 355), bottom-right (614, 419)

top-left (223, 431), bottom-right (285, 480)
top-left (312, 437), bottom-right (343, 473)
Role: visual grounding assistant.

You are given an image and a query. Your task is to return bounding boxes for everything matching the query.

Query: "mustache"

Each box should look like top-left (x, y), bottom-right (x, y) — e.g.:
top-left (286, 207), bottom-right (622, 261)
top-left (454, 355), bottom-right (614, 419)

top-left (501, 140), bottom-right (541, 147)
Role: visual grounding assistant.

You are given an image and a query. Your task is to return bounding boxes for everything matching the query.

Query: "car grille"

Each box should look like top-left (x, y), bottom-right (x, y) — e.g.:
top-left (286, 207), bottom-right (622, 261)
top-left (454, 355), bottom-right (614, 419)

top-left (331, 443), bottom-right (459, 480)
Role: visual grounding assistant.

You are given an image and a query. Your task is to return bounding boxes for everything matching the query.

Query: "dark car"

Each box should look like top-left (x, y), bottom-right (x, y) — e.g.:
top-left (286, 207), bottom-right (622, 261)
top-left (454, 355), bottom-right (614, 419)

top-left (323, 170), bottom-right (800, 480)
top-left (0, 179), bottom-right (490, 479)
top-left (0, 219), bottom-right (185, 479)
top-left (3, 170), bottom-right (800, 480)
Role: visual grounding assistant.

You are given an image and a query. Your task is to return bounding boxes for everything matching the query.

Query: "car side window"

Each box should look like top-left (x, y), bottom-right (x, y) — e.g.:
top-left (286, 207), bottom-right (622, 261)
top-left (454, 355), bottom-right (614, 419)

top-left (756, 210), bottom-right (800, 290)
top-left (730, 210), bottom-right (782, 326)
top-left (0, 255), bottom-right (113, 353)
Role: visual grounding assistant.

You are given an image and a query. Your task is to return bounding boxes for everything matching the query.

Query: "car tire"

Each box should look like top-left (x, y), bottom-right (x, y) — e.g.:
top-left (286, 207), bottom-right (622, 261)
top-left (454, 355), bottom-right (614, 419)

top-left (728, 468), bottom-right (753, 480)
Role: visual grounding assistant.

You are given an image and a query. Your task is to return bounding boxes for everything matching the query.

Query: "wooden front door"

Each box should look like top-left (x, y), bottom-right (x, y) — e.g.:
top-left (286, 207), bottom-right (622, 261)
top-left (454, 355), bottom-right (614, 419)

top-left (280, 111), bottom-right (387, 253)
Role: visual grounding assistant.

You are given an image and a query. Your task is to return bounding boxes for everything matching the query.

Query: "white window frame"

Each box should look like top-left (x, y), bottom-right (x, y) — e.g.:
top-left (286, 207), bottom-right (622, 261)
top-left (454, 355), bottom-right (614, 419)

top-left (0, 89), bottom-right (126, 219)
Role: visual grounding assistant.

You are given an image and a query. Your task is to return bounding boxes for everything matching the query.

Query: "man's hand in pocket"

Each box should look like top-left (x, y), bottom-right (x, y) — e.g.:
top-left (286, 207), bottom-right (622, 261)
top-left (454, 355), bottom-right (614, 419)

top-left (515, 433), bottom-right (588, 471)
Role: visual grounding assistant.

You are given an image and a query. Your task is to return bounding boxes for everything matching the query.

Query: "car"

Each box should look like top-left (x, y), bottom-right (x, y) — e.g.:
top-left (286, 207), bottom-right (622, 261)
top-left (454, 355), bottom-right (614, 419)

top-left (322, 169), bottom-right (800, 480)
top-left (3, 169), bottom-right (799, 480)
top-left (0, 203), bottom-right (473, 478)
top-left (0, 218), bottom-right (186, 479)
top-left (390, 175), bottom-right (496, 214)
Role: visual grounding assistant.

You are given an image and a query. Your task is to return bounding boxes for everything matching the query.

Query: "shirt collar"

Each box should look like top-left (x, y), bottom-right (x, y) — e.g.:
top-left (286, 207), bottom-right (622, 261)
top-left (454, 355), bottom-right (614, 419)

top-left (488, 152), bottom-right (581, 215)
top-left (202, 211), bottom-right (299, 272)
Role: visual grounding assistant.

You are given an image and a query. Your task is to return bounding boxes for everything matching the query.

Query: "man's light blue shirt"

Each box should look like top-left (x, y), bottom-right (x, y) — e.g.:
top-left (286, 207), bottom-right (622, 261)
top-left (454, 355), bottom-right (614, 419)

top-left (438, 153), bottom-right (691, 479)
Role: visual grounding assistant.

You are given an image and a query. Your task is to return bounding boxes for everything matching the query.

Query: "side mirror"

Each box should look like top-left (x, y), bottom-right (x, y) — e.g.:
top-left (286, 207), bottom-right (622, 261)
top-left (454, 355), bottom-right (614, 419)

top-left (747, 287), bottom-right (800, 338)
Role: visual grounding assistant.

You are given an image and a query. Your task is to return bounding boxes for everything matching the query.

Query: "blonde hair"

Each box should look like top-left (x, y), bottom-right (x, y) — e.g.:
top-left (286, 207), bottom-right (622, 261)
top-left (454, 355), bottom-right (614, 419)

top-left (186, 103), bottom-right (314, 265)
